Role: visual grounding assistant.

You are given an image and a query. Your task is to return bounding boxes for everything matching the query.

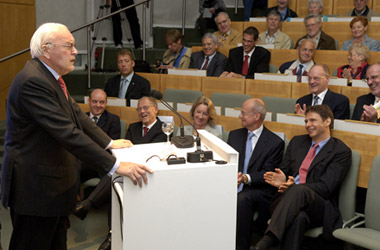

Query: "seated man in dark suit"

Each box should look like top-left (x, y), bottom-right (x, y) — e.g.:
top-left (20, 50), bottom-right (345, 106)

top-left (126, 96), bottom-right (167, 144)
top-left (227, 98), bottom-right (284, 250)
top-left (220, 26), bottom-right (270, 79)
top-left (295, 64), bottom-right (350, 120)
top-left (266, 0), bottom-right (297, 21)
top-left (105, 49), bottom-right (151, 106)
top-left (255, 105), bottom-right (351, 250)
top-left (74, 89), bottom-right (121, 250)
top-left (189, 32), bottom-right (227, 77)
top-left (295, 14), bottom-right (336, 50)
top-left (352, 63), bottom-right (380, 122)
top-left (278, 39), bottom-right (316, 82)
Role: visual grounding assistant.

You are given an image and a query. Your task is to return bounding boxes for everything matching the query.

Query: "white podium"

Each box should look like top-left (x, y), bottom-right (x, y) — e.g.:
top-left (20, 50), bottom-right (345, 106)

top-left (111, 130), bottom-right (238, 250)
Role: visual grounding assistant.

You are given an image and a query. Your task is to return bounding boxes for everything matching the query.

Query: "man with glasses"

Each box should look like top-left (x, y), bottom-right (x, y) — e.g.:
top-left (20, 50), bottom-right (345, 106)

top-left (295, 64), bottom-right (350, 120)
top-left (227, 98), bottom-right (284, 250)
top-left (295, 14), bottom-right (336, 50)
top-left (125, 96), bottom-right (166, 144)
top-left (352, 63), bottom-right (380, 122)
top-left (344, 0), bottom-right (380, 18)
top-left (105, 49), bottom-right (150, 106)
top-left (2, 23), bottom-right (152, 250)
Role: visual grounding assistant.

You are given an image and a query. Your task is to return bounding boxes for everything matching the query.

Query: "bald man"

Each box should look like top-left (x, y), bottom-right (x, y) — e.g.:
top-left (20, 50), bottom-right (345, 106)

top-left (227, 98), bottom-right (284, 250)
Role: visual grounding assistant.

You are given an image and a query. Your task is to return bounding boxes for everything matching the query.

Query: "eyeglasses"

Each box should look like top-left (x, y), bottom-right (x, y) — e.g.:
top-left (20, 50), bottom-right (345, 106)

top-left (137, 105), bottom-right (153, 112)
top-left (46, 42), bottom-right (76, 51)
top-left (305, 22), bottom-right (320, 28)
top-left (364, 75), bottom-right (380, 84)
top-left (240, 111), bottom-right (255, 117)
top-left (308, 76), bottom-right (326, 82)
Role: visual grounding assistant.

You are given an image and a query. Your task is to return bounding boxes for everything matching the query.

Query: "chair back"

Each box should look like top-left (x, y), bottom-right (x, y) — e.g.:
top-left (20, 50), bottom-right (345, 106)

top-left (163, 89), bottom-right (203, 110)
top-left (262, 96), bottom-right (297, 121)
top-left (211, 93), bottom-right (251, 115)
top-left (365, 155), bottom-right (380, 230)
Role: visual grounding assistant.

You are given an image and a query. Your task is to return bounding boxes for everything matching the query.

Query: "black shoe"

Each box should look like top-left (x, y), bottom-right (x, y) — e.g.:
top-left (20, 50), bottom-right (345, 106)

top-left (98, 232), bottom-right (111, 250)
top-left (73, 202), bottom-right (88, 220)
top-left (254, 233), bottom-right (277, 250)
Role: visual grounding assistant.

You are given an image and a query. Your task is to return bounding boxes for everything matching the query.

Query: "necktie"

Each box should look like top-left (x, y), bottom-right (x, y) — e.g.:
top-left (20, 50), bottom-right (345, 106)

top-left (238, 132), bottom-right (254, 192)
top-left (93, 116), bottom-right (98, 124)
top-left (242, 55), bottom-right (249, 76)
top-left (118, 77), bottom-right (128, 99)
top-left (296, 64), bottom-right (303, 82)
top-left (143, 127), bottom-right (149, 136)
top-left (58, 77), bottom-right (68, 100)
top-left (222, 33), bottom-right (227, 43)
top-left (202, 56), bottom-right (209, 70)
top-left (298, 143), bottom-right (319, 183)
top-left (314, 95), bottom-right (319, 106)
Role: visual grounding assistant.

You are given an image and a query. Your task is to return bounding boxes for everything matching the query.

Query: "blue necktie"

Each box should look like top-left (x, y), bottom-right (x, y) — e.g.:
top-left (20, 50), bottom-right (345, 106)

top-left (118, 77), bottom-right (128, 99)
top-left (297, 64), bottom-right (303, 82)
top-left (238, 132), bottom-right (254, 192)
top-left (314, 95), bottom-right (319, 106)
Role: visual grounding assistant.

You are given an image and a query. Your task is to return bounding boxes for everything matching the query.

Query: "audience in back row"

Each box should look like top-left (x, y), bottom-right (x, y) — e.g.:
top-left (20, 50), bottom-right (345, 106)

top-left (295, 64), bottom-right (350, 120)
top-left (196, 0), bottom-right (226, 36)
top-left (213, 12), bottom-right (243, 48)
top-left (221, 27), bottom-right (270, 79)
top-left (344, 0), bottom-right (380, 17)
top-left (258, 10), bottom-right (292, 49)
top-left (341, 16), bottom-right (379, 51)
top-left (337, 43), bottom-right (370, 83)
top-left (189, 33), bottom-right (227, 76)
top-left (266, 0), bottom-right (298, 21)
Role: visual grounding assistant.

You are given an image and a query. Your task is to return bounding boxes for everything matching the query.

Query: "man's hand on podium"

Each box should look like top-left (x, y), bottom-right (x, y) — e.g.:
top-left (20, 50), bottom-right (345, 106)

top-left (116, 162), bottom-right (154, 187)
top-left (111, 139), bottom-right (133, 149)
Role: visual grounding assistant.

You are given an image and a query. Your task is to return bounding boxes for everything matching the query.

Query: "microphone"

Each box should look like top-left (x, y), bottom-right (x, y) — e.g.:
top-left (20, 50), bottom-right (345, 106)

top-left (150, 90), bottom-right (213, 162)
top-left (151, 90), bottom-right (194, 148)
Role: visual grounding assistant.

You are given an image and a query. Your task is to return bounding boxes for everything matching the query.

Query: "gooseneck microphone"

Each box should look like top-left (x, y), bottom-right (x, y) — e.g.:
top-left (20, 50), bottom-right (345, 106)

top-left (150, 90), bottom-right (213, 162)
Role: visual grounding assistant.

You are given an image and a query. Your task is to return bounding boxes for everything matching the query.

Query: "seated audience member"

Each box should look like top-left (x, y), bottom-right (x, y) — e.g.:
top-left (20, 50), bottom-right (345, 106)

top-left (213, 12), bottom-right (243, 48)
top-left (341, 16), bottom-right (379, 51)
top-left (258, 9), bottom-right (292, 49)
top-left (266, 0), bottom-right (297, 21)
top-left (156, 29), bottom-right (192, 72)
top-left (189, 33), bottom-right (227, 76)
top-left (105, 49), bottom-right (150, 106)
top-left (221, 27), bottom-right (270, 79)
top-left (295, 14), bottom-right (336, 50)
top-left (254, 105), bottom-right (351, 250)
top-left (228, 98), bottom-right (284, 250)
top-left (344, 0), bottom-right (380, 17)
top-left (243, 0), bottom-right (268, 21)
top-left (352, 63), bottom-right (380, 122)
top-left (126, 97), bottom-right (167, 144)
top-left (279, 39), bottom-right (316, 82)
top-left (197, 0), bottom-right (227, 36)
top-left (74, 89), bottom-right (121, 250)
top-left (295, 64), bottom-right (350, 120)
top-left (176, 96), bottom-right (222, 138)
top-left (337, 43), bottom-right (370, 84)
top-left (308, 0), bottom-right (328, 21)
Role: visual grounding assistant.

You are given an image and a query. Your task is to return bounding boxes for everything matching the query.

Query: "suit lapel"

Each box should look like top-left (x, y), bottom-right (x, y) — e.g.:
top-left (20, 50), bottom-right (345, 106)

top-left (247, 128), bottom-right (267, 170)
top-left (125, 74), bottom-right (136, 98)
top-left (308, 138), bottom-right (334, 173)
top-left (97, 111), bottom-right (107, 130)
top-left (322, 89), bottom-right (332, 105)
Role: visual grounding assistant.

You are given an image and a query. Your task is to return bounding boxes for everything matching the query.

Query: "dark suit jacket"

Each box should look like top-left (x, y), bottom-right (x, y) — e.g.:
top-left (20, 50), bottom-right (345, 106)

top-left (227, 126), bottom-right (284, 191)
top-left (352, 92), bottom-right (380, 122)
top-left (87, 110), bottom-right (121, 139)
top-left (1, 58), bottom-right (115, 217)
top-left (295, 31), bottom-right (336, 50)
top-left (280, 135), bottom-right (351, 237)
top-left (225, 46), bottom-right (270, 79)
top-left (296, 89), bottom-right (350, 120)
top-left (125, 118), bottom-right (167, 144)
top-left (189, 51), bottom-right (227, 77)
top-left (104, 73), bottom-right (151, 106)
top-left (266, 6), bottom-right (298, 21)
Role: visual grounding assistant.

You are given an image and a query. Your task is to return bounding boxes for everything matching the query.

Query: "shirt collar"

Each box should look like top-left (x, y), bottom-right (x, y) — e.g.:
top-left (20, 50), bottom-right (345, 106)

top-left (244, 47), bottom-right (255, 57)
top-left (121, 71), bottom-right (134, 82)
top-left (144, 118), bottom-right (157, 130)
top-left (312, 136), bottom-right (330, 149)
top-left (248, 124), bottom-right (263, 138)
top-left (313, 88), bottom-right (328, 103)
top-left (89, 112), bottom-right (102, 120)
top-left (39, 59), bottom-right (60, 80)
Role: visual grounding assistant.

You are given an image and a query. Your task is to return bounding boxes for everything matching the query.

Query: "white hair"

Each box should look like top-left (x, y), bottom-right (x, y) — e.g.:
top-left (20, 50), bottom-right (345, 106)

top-left (30, 23), bottom-right (69, 58)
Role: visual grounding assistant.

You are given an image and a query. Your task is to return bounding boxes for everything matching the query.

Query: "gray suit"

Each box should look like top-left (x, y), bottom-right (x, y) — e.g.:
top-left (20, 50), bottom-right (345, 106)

top-left (189, 51), bottom-right (227, 77)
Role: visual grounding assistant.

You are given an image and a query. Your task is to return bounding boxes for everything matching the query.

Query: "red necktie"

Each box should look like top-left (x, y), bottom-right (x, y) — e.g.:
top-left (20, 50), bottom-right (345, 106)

top-left (58, 77), bottom-right (68, 100)
top-left (202, 56), bottom-right (209, 70)
top-left (299, 143), bottom-right (319, 183)
top-left (143, 127), bottom-right (149, 136)
top-left (242, 55), bottom-right (249, 76)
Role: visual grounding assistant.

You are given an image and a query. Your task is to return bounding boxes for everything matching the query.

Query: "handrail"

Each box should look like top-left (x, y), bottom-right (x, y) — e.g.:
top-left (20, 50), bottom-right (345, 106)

top-left (0, 0), bottom-right (151, 88)
top-left (182, 0), bottom-right (186, 36)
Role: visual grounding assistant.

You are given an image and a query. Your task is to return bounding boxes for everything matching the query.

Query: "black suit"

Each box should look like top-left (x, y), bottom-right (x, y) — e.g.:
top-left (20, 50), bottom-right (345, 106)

top-left (2, 58), bottom-right (116, 249)
top-left (125, 118), bottom-right (167, 144)
top-left (225, 46), bottom-right (270, 79)
top-left (189, 51), bottom-right (227, 77)
top-left (104, 72), bottom-right (151, 106)
top-left (352, 93), bottom-right (380, 122)
top-left (87, 110), bottom-right (121, 140)
top-left (267, 135), bottom-right (351, 249)
top-left (227, 127), bottom-right (284, 250)
top-left (296, 89), bottom-right (350, 120)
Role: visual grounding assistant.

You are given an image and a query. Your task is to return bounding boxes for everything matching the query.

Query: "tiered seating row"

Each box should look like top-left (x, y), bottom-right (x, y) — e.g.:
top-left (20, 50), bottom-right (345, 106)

top-left (77, 103), bottom-right (378, 189)
top-left (138, 73), bottom-right (369, 104)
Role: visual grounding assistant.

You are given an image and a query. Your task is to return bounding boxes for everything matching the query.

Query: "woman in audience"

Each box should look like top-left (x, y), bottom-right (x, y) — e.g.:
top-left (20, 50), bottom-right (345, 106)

top-left (341, 16), bottom-right (379, 51)
top-left (177, 96), bottom-right (222, 138)
top-left (337, 43), bottom-right (370, 84)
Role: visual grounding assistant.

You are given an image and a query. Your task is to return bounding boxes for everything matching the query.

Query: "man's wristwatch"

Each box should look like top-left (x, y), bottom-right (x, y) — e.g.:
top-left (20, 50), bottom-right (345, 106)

top-left (242, 174), bottom-right (249, 184)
